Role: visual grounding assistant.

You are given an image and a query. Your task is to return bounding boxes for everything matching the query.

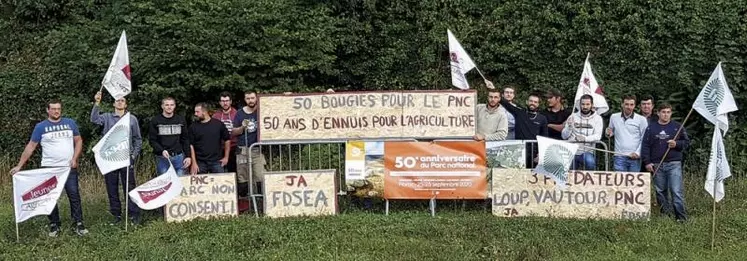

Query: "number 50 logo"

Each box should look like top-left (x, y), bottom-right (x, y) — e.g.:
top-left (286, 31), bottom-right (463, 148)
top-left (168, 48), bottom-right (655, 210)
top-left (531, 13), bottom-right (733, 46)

top-left (394, 156), bottom-right (417, 168)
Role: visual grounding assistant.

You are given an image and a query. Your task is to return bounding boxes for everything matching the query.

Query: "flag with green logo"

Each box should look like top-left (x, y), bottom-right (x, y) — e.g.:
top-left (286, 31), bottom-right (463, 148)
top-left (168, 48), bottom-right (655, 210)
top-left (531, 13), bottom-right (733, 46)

top-left (693, 62), bottom-right (738, 134)
top-left (92, 112), bottom-right (131, 175)
top-left (534, 136), bottom-right (579, 189)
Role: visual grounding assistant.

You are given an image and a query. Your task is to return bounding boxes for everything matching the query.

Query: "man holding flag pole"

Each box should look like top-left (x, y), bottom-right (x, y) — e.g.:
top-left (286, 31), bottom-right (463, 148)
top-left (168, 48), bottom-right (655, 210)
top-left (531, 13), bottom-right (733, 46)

top-left (91, 91), bottom-right (141, 226)
top-left (92, 29), bottom-right (139, 228)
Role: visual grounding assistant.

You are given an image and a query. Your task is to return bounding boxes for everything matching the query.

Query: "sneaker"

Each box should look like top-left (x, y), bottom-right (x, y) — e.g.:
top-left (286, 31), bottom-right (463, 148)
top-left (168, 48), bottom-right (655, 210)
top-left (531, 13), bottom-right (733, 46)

top-left (74, 222), bottom-right (89, 236)
top-left (130, 216), bottom-right (141, 226)
top-left (109, 216), bottom-right (122, 226)
top-left (676, 218), bottom-right (687, 224)
top-left (48, 223), bottom-right (60, 237)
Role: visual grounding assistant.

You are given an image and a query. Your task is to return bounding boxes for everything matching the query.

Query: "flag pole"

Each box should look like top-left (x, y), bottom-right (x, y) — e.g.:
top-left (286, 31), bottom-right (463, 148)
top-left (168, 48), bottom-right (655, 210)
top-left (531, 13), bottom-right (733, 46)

top-left (125, 114), bottom-right (131, 232)
top-left (652, 107), bottom-right (694, 176)
top-left (15, 221), bottom-right (19, 242)
top-left (711, 178), bottom-right (717, 251)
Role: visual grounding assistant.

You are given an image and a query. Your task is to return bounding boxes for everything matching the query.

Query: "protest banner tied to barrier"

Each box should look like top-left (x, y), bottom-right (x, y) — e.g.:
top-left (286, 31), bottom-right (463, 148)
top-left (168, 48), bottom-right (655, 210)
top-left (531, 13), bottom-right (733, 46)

top-left (491, 169), bottom-right (650, 219)
top-left (257, 90), bottom-right (477, 141)
top-left (165, 173), bottom-right (238, 222)
top-left (384, 141), bottom-right (487, 199)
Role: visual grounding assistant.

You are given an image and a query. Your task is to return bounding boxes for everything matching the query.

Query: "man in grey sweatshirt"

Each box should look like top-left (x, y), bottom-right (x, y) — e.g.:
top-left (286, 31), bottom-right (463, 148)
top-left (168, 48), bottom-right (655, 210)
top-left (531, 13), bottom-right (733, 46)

top-left (606, 94), bottom-right (648, 172)
top-left (474, 90), bottom-right (508, 141)
top-left (91, 91), bottom-right (142, 225)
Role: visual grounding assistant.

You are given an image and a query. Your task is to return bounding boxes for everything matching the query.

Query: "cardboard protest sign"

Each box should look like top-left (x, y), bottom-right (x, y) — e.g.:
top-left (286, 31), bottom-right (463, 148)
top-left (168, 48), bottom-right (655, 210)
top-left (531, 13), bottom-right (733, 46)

top-left (264, 170), bottom-right (338, 218)
top-left (258, 91), bottom-right (476, 141)
top-left (165, 173), bottom-right (238, 222)
top-left (491, 169), bottom-right (651, 219)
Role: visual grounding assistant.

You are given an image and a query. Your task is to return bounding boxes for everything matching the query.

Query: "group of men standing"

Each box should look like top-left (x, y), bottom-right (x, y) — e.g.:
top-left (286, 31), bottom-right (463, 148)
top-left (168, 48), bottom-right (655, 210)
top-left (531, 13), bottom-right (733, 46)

top-left (476, 82), bottom-right (689, 222)
top-left (9, 90), bottom-right (267, 237)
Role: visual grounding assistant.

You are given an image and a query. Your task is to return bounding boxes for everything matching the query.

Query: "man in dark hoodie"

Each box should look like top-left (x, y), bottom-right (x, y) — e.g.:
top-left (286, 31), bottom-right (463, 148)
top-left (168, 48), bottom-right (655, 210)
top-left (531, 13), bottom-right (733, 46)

top-left (149, 97), bottom-right (191, 176)
top-left (641, 103), bottom-right (689, 222)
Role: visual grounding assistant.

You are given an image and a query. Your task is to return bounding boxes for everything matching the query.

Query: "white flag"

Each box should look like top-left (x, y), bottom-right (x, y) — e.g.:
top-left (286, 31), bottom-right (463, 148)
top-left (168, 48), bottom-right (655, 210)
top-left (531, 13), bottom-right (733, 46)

top-left (448, 29), bottom-right (476, 90)
top-left (128, 164), bottom-right (183, 210)
top-left (705, 129), bottom-right (731, 202)
top-left (573, 55), bottom-right (609, 115)
top-left (92, 112), bottom-right (131, 175)
top-left (102, 30), bottom-right (132, 100)
top-left (13, 167), bottom-right (71, 223)
top-left (534, 136), bottom-right (579, 189)
top-left (692, 62), bottom-right (738, 134)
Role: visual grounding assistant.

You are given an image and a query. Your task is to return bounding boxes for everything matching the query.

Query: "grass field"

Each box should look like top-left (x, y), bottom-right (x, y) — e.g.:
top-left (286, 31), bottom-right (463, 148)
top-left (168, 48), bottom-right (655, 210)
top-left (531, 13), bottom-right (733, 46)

top-left (1, 162), bottom-right (746, 260)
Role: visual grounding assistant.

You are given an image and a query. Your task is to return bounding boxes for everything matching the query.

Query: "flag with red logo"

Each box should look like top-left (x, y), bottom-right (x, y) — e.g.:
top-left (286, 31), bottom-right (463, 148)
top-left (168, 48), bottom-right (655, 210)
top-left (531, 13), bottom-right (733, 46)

top-left (128, 163), bottom-right (183, 210)
top-left (13, 167), bottom-right (71, 223)
top-left (573, 54), bottom-right (609, 115)
top-left (101, 30), bottom-right (132, 100)
top-left (448, 29), bottom-right (477, 90)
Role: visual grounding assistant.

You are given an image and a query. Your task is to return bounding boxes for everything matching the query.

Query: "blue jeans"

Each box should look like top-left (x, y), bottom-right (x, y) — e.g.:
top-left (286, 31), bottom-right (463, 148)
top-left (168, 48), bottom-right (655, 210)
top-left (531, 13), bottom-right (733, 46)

top-left (197, 160), bottom-right (225, 174)
top-left (49, 168), bottom-right (83, 225)
top-left (613, 156), bottom-right (642, 172)
top-left (156, 153), bottom-right (185, 176)
top-left (105, 166), bottom-right (139, 219)
top-left (654, 161), bottom-right (687, 220)
top-left (572, 152), bottom-right (596, 170)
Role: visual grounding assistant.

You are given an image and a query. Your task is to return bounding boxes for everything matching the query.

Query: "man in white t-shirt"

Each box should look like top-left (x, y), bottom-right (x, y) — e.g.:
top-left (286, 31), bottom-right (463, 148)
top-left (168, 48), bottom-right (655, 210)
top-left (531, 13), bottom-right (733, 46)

top-left (10, 99), bottom-right (88, 237)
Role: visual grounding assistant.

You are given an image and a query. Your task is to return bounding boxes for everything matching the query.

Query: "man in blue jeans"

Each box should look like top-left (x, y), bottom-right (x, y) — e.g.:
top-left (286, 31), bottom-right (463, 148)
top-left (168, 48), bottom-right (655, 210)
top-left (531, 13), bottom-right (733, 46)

top-left (91, 91), bottom-right (142, 225)
top-left (562, 94), bottom-right (603, 170)
top-left (607, 94), bottom-right (648, 172)
top-left (10, 99), bottom-right (88, 237)
top-left (641, 103), bottom-right (689, 222)
top-left (148, 97), bottom-right (192, 176)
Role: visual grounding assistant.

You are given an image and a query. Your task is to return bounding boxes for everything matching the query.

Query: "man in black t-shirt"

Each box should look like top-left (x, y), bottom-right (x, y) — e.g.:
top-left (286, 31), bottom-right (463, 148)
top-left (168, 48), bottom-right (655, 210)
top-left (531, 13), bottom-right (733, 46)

top-left (542, 88), bottom-right (571, 140)
top-left (189, 103), bottom-right (231, 174)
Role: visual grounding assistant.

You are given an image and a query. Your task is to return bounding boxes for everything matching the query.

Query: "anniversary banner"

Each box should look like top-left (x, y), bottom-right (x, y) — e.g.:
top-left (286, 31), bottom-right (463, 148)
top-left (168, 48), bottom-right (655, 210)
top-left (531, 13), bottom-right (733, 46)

top-left (258, 90), bottom-right (477, 141)
top-left (491, 169), bottom-right (651, 219)
top-left (384, 141), bottom-right (487, 199)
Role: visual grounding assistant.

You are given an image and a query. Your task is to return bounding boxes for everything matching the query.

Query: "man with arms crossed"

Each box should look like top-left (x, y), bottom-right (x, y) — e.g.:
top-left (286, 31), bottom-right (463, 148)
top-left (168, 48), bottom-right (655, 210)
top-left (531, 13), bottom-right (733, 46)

top-left (641, 103), bottom-right (689, 222)
top-left (190, 103), bottom-right (231, 174)
top-left (474, 89), bottom-right (508, 141)
top-left (606, 94), bottom-right (648, 172)
top-left (10, 99), bottom-right (89, 236)
top-left (562, 94), bottom-right (603, 170)
top-left (91, 91), bottom-right (142, 225)
top-left (148, 97), bottom-right (191, 176)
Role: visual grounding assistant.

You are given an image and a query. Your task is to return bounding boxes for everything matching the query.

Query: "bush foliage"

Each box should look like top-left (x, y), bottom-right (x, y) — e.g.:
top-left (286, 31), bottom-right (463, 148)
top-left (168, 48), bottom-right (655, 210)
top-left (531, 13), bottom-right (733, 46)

top-left (1, 0), bottom-right (745, 175)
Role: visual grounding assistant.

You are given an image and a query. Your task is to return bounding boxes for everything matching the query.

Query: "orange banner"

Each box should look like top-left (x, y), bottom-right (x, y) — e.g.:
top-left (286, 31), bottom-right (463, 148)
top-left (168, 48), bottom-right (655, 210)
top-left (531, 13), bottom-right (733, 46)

top-left (384, 141), bottom-right (487, 199)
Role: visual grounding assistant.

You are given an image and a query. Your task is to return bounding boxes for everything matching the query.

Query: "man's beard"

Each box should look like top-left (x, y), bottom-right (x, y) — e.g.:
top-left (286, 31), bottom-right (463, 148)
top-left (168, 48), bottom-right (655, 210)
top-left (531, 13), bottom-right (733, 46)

top-left (581, 108), bottom-right (592, 115)
top-left (222, 105), bottom-right (231, 111)
top-left (247, 102), bottom-right (256, 108)
top-left (487, 101), bottom-right (498, 108)
top-left (528, 105), bottom-right (537, 112)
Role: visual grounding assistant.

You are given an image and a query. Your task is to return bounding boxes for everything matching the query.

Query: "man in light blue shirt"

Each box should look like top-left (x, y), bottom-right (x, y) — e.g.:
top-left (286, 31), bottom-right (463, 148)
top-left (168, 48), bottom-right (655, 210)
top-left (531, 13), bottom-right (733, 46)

top-left (606, 94), bottom-right (648, 172)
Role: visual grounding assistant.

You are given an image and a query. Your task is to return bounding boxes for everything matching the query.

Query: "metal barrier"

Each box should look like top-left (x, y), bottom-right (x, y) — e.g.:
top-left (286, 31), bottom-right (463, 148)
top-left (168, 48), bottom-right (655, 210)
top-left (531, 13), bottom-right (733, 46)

top-left (247, 138), bottom-right (417, 216)
top-left (242, 138), bottom-right (612, 216)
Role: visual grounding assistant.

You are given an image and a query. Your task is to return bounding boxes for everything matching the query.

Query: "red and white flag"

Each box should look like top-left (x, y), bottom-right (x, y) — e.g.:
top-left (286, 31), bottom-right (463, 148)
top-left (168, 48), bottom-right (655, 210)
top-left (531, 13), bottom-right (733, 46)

top-left (13, 167), bottom-right (71, 223)
top-left (101, 30), bottom-right (132, 100)
top-left (448, 29), bottom-right (476, 90)
top-left (128, 163), bottom-right (183, 210)
top-left (573, 54), bottom-right (609, 115)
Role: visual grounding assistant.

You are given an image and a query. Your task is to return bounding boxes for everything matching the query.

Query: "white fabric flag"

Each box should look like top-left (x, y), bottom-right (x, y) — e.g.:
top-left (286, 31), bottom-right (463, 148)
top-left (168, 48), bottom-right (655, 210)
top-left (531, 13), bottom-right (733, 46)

top-left (102, 30), bottom-right (132, 100)
top-left (92, 112), bottom-right (131, 175)
top-left (705, 129), bottom-right (731, 202)
top-left (13, 167), bottom-right (71, 223)
top-left (128, 164), bottom-right (183, 210)
top-left (692, 62), bottom-right (738, 135)
top-left (533, 136), bottom-right (579, 189)
top-left (448, 29), bottom-right (476, 90)
top-left (573, 55), bottom-right (609, 115)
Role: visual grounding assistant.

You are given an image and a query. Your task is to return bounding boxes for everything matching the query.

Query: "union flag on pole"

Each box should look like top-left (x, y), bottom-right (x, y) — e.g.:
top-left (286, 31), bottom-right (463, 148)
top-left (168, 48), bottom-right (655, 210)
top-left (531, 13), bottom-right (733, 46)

top-left (573, 54), bottom-right (609, 115)
top-left (101, 30), bottom-right (132, 100)
top-left (448, 29), bottom-right (476, 90)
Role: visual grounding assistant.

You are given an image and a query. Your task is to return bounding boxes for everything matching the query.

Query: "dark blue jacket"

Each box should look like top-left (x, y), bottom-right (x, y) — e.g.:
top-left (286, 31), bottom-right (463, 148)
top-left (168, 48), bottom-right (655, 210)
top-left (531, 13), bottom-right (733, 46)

top-left (641, 120), bottom-right (689, 165)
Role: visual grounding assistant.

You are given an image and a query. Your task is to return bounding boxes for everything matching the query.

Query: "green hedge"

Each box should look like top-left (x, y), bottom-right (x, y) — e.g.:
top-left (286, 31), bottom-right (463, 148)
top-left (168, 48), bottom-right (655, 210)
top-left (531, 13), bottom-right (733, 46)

top-left (1, 0), bottom-right (745, 175)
